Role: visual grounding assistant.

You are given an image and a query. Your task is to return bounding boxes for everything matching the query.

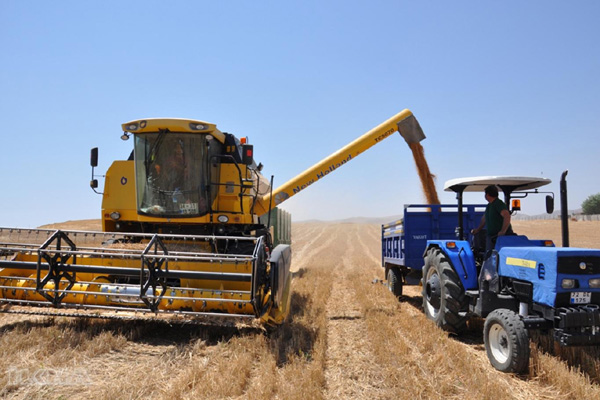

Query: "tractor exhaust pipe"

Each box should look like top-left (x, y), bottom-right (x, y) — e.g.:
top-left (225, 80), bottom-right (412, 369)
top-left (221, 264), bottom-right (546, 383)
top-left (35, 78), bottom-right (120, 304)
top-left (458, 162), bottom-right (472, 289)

top-left (560, 170), bottom-right (569, 247)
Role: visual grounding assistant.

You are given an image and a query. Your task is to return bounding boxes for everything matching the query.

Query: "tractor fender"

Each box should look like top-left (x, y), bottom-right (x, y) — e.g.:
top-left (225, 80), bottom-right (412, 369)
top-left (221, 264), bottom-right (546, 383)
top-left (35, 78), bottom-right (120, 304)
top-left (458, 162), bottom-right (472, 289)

top-left (424, 240), bottom-right (478, 290)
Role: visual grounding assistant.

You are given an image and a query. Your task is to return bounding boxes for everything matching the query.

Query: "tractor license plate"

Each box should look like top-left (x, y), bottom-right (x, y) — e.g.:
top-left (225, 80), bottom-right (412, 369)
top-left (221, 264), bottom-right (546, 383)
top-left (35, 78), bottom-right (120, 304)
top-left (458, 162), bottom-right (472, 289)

top-left (570, 292), bottom-right (592, 304)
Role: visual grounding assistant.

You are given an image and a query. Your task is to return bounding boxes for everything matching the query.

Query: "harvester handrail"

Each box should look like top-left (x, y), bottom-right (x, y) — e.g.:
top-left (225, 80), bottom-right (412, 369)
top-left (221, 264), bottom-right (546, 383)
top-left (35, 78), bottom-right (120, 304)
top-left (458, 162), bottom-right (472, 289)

top-left (25, 247), bottom-right (256, 262)
top-left (0, 247), bottom-right (257, 266)
top-left (0, 227), bottom-right (259, 242)
top-left (0, 260), bottom-right (253, 282)
top-left (24, 288), bottom-right (253, 304)
top-left (0, 276), bottom-right (253, 294)
top-left (0, 242), bottom-right (257, 263)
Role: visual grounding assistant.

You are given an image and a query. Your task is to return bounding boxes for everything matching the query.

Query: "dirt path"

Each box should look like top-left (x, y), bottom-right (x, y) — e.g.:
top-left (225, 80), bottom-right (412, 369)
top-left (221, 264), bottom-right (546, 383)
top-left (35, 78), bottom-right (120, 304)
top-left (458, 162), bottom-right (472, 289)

top-left (324, 225), bottom-right (387, 399)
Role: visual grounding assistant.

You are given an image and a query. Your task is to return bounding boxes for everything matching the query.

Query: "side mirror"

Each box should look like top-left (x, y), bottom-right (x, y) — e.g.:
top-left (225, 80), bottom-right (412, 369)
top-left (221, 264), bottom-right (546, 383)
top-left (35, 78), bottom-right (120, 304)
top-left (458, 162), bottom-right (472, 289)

top-left (90, 147), bottom-right (102, 194)
top-left (546, 195), bottom-right (554, 214)
top-left (90, 147), bottom-right (98, 167)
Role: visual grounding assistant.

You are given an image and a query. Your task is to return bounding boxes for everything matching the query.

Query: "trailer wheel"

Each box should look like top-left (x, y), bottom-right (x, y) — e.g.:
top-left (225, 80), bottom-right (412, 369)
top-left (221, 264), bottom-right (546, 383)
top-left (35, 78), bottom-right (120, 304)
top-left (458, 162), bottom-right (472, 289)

top-left (422, 248), bottom-right (468, 333)
top-left (387, 267), bottom-right (403, 298)
top-left (484, 309), bottom-right (529, 373)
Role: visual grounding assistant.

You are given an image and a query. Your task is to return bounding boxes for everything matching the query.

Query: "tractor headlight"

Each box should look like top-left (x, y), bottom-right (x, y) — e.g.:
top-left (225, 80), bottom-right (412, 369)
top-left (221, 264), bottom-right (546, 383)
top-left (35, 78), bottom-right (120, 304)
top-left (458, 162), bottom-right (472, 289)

top-left (561, 279), bottom-right (577, 289)
top-left (217, 215), bottom-right (229, 223)
top-left (589, 279), bottom-right (600, 288)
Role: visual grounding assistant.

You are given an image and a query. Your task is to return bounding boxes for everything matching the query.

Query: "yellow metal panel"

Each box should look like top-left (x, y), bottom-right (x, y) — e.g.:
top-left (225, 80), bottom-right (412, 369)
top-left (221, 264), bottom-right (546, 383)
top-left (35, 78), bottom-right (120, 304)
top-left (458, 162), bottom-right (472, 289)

top-left (102, 161), bottom-right (136, 210)
top-left (216, 164), bottom-right (245, 214)
top-left (101, 161), bottom-right (136, 231)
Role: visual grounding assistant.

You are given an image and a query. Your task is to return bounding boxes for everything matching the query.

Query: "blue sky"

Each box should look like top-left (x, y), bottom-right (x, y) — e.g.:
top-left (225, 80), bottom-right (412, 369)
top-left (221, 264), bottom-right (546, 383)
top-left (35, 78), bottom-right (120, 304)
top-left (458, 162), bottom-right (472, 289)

top-left (1, 1), bottom-right (599, 227)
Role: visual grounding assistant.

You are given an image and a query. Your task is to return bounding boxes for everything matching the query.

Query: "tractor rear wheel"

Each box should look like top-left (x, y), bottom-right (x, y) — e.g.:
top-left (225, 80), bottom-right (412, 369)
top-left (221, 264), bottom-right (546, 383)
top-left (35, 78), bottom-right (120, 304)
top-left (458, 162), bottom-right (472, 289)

top-left (422, 248), bottom-right (468, 334)
top-left (484, 309), bottom-right (529, 373)
top-left (387, 267), bottom-right (403, 298)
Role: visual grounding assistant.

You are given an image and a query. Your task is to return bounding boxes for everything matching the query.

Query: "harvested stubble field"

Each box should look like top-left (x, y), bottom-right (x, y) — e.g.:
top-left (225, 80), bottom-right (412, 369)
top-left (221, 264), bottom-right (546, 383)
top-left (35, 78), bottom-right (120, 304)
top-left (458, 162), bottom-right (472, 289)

top-left (1, 219), bottom-right (600, 399)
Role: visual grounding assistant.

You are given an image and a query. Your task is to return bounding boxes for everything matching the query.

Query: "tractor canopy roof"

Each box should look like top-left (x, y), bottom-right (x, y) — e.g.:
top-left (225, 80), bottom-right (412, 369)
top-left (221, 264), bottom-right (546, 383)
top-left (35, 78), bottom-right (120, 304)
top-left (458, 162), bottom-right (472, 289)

top-left (444, 176), bottom-right (552, 193)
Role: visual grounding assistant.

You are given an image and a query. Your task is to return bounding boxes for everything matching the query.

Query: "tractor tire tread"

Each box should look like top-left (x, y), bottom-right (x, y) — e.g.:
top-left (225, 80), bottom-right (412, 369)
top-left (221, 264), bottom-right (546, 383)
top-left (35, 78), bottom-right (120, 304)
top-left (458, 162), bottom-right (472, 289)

top-left (423, 247), bottom-right (469, 334)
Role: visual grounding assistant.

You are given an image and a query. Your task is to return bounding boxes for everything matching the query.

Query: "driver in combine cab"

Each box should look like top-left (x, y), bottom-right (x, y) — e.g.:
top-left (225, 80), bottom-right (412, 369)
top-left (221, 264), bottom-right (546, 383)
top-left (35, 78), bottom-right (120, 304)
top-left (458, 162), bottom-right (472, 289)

top-left (154, 142), bottom-right (187, 191)
top-left (471, 185), bottom-right (513, 253)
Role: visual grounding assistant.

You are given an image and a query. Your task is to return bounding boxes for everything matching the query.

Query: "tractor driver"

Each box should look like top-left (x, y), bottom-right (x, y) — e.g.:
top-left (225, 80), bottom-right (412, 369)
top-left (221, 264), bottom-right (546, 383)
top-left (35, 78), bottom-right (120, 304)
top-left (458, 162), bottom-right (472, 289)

top-left (471, 185), bottom-right (513, 253)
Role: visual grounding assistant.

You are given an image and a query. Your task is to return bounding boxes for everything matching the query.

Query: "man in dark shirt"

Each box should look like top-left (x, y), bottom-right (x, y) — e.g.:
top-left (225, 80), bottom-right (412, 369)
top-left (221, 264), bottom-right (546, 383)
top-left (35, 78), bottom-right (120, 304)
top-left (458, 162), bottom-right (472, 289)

top-left (472, 185), bottom-right (513, 252)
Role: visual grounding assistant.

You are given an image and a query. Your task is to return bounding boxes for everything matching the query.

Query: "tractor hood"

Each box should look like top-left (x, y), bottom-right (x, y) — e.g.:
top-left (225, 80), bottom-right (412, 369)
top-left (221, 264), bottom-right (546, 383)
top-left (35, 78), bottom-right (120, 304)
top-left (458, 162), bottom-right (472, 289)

top-left (497, 237), bottom-right (600, 308)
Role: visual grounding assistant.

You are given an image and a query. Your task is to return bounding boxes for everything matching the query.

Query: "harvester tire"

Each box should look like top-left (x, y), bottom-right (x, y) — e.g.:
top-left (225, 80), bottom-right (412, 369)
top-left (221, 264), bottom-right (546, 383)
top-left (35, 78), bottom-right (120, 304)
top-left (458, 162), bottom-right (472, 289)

top-left (387, 267), bottom-right (403, 298)
top-left (422, 247), bottom-right (468, 334)
top-left (484, 309), bottom-right (529, 373)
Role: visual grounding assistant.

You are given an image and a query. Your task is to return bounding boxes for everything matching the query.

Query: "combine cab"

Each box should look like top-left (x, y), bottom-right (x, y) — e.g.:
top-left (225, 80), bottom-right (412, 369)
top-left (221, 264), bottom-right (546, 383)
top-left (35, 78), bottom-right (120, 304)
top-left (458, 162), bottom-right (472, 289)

top-left (0, 109), bottom-right (423, 326)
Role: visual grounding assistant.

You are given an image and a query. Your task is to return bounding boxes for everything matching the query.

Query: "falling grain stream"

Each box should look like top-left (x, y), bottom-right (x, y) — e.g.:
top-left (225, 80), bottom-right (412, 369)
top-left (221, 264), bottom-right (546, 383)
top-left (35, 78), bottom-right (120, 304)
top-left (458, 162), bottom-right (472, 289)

top-left (408, 142), bottom-right (440, 205)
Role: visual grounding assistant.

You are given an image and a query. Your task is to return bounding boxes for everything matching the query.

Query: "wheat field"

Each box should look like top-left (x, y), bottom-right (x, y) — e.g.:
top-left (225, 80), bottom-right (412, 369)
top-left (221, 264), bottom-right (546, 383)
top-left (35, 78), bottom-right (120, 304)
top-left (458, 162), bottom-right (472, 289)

top-left (1, 220), bottom-right (600, 399)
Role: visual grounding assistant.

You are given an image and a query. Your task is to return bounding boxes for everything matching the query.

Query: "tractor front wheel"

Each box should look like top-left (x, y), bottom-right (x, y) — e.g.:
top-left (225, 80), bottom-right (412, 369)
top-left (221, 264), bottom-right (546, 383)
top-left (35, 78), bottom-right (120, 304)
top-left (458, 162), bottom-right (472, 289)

top-left (484, 309), bottom-right (529, 373)
top-left (422, 248), bottom-right (468, 334)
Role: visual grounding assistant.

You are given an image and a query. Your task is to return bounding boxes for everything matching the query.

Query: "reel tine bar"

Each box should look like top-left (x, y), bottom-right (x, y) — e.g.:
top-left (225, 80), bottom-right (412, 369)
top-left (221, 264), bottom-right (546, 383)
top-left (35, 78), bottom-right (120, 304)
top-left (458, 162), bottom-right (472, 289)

top-left (36, 230), bottom-right (77, 305)
top-left (140, 234), bottom-right (169, 312)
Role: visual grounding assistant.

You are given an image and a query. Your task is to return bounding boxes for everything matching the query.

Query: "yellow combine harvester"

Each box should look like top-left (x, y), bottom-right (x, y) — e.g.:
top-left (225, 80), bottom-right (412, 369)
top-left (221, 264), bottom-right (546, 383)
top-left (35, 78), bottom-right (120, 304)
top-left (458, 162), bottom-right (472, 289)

top-left (0, 109), bottom-right (424, 326)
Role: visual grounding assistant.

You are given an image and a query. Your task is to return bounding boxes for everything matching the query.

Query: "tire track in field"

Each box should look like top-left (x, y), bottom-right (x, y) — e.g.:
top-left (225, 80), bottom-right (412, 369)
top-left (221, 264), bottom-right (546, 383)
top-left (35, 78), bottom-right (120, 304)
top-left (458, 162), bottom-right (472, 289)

top-left (291, 225), bottom-right (339, 272)
top-left (291, 223), bottom-right (319, 244)
top-left (354, 227), bottom-right (381, 268)
top-left (363, 224), bottom-right (381, 249)
top-left (324, 225), bottom-right (388, 399)
top-left (291, 224), bottom-right (327, 253)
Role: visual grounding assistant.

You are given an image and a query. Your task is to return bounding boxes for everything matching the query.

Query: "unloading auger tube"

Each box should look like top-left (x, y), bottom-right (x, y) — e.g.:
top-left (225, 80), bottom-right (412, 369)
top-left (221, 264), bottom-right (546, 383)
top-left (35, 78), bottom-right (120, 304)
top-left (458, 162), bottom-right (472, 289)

top-left (254, 109), bottom-right (425, 215)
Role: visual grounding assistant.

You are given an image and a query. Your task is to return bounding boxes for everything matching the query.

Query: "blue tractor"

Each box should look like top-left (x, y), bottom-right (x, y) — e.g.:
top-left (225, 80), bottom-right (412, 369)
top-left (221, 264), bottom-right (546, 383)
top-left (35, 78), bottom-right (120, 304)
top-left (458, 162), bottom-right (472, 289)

top-left (382, 172), bottom-right (600, 373)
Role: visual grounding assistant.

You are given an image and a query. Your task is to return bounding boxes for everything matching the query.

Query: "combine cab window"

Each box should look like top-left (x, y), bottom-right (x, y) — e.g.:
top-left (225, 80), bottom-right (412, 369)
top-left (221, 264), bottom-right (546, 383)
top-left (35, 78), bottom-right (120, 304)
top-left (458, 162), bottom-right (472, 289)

top-left (134, 132), bottom-right (212, 217)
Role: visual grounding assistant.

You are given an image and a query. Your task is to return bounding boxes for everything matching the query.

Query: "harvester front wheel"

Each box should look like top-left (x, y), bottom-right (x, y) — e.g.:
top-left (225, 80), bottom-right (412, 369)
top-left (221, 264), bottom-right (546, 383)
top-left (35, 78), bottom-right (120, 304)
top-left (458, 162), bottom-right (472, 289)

top-left (387, 267), bottom-right (403, 298)
top-left (422, 248), bottom-right (468, 334)
top-left (484, 309), bottom-right (529, 373)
